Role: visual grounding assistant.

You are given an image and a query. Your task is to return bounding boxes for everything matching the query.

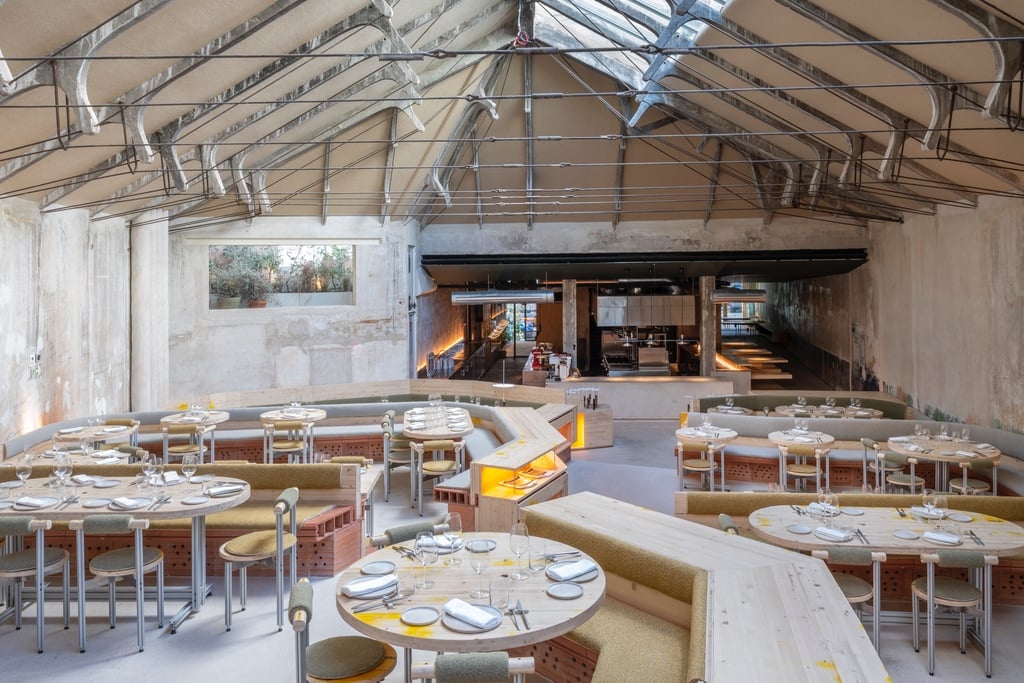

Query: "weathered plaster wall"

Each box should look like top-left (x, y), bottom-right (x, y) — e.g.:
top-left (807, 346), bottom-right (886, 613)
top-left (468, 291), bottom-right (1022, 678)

top-left (0, 199), bottom-right (130, 446)
top-left (165, 215), bottom-right (409, 405)
top-left (866, 196), bottom-right (1024, 432)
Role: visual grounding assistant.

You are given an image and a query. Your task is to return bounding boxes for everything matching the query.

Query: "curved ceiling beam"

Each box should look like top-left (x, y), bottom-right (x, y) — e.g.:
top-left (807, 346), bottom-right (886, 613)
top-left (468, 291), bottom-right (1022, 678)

top-left (0, 0), bottom-right (172, 134)
top-left (686, 3), bottom-right (1022, 192)
top-left (926, 0), bottom-right (1023, 119)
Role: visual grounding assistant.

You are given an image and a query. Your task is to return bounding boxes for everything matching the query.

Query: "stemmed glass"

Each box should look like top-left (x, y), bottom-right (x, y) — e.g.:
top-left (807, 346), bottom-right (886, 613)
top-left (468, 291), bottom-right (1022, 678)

top-left (140, 452), bottom-right (158, 493)
top-left (53, 451), bottom-right (73, 485)
top-left (933, 493), bottom-right (949, 522)
top-left (724, 397), bottom-right (734, 408)
top-left (467, 540), bottom-right (491, 599)
top-left (509, 521), bottom-right (530, 581)
top-left (15, 454), bottom-right (33, 486)
top-left (821, 490), bottom-right (839, 526)
top-left (414, 531), bottom-right (438, 589)
top-left (181, 453), bottom-right (199, 493)
top-left (921, 489), bottom-right (938, 522)
top-left (443, 512), bottom-right (463, 566)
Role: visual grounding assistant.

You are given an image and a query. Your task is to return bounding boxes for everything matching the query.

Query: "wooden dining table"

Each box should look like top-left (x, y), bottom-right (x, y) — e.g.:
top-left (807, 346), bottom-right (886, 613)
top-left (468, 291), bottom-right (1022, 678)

top-left (887, 435), bottom-right (1001, 492)
top-left (336, 531), bottom-right (604, 682)
top-left (768, 430), bottom-right (837, 489)
top-left (0, 473), bottom-right (250, 633)
top-left (400, 405), bottom-right (474, 441)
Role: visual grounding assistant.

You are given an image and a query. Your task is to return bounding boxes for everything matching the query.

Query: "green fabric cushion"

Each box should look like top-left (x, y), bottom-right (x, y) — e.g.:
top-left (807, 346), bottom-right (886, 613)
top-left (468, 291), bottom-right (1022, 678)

top-left (0, 548), bottom-right (67, 574)
top-left (565, 598), bottom-right (688, 683)
top-left (384, 521), bottom-right (437, 545)
top-left (434, 652), bottom-right (509, 683)
top-left (912, 576), bottom-right (982, 604)
top-left (90, 547), bottom-right (162, 574)
top-left (222, 529), bottom-right (296, 557)
top-left (0, 516), bottom-right (34, 535)
top-left (825, 547), bottom-right (873, 566)
top-left (306, 636), bottom-right (385, 680)
top-left (289, 579), bottom-right (315, 624)
top-left (83, 515), bottom-right (133, 534)
top-left (834, 573), bottom-right (872, 602)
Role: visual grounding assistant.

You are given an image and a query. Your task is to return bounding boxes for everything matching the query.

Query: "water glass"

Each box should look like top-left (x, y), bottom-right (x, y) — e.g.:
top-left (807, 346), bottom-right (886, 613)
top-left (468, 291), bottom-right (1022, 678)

top-left (415, 531), bottom-right (439, 589)
top-left (466, 539), bottom-right (491, 599)
top-left (509, 522), bottom-right (530, 581)
top-left (725, 397), bottom-right (734, 408)
top-left (528, 539), bottom-right (547, 573)
top-left (444, 512), bottom-right (463, 567)
top-left (490, 574), bottom-right (513, 610)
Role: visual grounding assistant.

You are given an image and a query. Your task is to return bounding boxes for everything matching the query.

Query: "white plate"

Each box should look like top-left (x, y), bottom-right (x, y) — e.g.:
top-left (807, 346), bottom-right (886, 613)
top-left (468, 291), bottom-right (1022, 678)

top-left (894, 529), bottom-right (919, 540)
top-left (109, 497), bottom-right (152, 510)
top-left (58, 427), bottom-right (82, 434)
top-left (547, 582), bottom-right (585, 600)
top-left (947, 512), bottom-right (972, 523)
top-left (92, 479), bottom-right (121, 489)
top-left (441, 604), bottom-right (502, 633)
top-left (401, 606), bottom-right (440, 626)
top-left (0, 500), bottom-right (14, 508)
top-left (13, 496), bottom-right (60, 511)
top-left (191, 474), bottom-right (215, 483)
top-left (0, 480), bottom-right (24, 488)
top-left (181, 495), bottom-right (210, 505)
top-left (465, 539), bottom-right (497, 553)
top-left (786, 524), bottom-right (812, 535)
top-left (361, 561), bottom-right (396, 576)
top-left (841, 508), bottom-right (864, 516)
top-left (546, 560), bottom-right (599, 583)
top-left (83, 498), bottom-right (112, 508)
top-left (910, 506), bottom-right (944, 520)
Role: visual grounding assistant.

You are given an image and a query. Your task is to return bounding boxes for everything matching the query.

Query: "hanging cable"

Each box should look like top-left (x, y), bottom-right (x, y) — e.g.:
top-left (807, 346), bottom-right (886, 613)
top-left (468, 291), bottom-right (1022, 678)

top-left (50, 61), bottom-right (72, 151)
top-left (936, 85), bottom-right (957, 161)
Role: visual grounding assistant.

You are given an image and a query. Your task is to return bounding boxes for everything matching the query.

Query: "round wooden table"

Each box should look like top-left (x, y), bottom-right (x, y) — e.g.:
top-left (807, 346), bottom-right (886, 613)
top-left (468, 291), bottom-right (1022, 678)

top-left (160, 409), bottom-right (232, 426)
top-left (401, 406), bottom-right (474, 441)
top-left (336, 532), bottom-right (604, 681)
top-left (52, 423), bottom-right (139, 445)
top-left (887, 436), bottom-right (1001, 491)
top-left (775, 404), bottom-right (882, 419)
top-left (767, 430), bottom-right (836, 489)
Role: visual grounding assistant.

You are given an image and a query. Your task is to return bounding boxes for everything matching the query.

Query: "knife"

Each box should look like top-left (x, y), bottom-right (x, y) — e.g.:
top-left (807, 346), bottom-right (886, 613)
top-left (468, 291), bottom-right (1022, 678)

top-left (516, 600), bottom-right (530, 629)
top-left (506, 607), bottom-right (520, 630)
top-left (969, 530), bottom-right (984, 546)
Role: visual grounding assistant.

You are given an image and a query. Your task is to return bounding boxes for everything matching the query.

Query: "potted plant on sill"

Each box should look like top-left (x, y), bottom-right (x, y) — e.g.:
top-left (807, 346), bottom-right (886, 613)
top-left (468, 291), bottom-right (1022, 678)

top-left (209, 264), bottom-right (244, 308)
top-left (242, 270), bottom-right (273, 308)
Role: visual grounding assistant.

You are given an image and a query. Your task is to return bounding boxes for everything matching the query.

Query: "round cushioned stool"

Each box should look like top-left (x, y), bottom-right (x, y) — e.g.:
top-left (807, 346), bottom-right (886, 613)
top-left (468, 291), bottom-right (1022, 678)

top-left (307, 637), bottom-right (397, 683)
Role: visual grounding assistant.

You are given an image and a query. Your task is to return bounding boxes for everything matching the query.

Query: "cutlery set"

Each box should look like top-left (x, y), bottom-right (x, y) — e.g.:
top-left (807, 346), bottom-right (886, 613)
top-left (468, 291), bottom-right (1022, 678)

top-left (506, 600), bottom-right (530, 630)
top-left (148, 495), bottom-right (171, 510)
top-left (853, 529), bottom-right (869, 544)
top-left (352, 590), bottom-right (410, 613)
top-left (895, 507), bottom-right (906, 517)
top-left (967, 529), bottom-right (985, 546)
top-left (56, 495), bottom-right (80, 510)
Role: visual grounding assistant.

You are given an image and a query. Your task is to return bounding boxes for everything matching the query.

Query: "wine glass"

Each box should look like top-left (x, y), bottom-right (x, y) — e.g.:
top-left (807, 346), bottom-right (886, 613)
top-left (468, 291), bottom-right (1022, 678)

top-left (53, 451), bottom-right (73, 485)
top-left (181, 453), bottom-right (199, 493)
top-left (797, 395), bottom-right (807, 407)
top-left (443, 512), bottom-right (463, 567)
top-left (921, 489), bottom-right (937, 521)
top-left (509, 522), bottom-right (530, 581)
top-left (822, 490), bottom-right (839, 526)
top-left (414, 531), bottom-right (438, 589)
top-left (933, 493), bottom-right (949, 521)
top-left (725, 396), bottom-right (734, 408)
top-left (140, 452), bottom-right (158, 493)
top-left (466, 539), bottom-right (491, 599)
top-left (15, 454), bottom-right (33, 485)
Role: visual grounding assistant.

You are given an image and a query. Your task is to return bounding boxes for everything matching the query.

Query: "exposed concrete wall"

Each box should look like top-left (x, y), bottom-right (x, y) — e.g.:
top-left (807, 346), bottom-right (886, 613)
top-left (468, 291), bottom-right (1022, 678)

top-left (0, 199), bottom-right (130, 446)
top-left (867, 196), bottom-right (1024, 432)
top-left (165, 215), bottom-right (409, 406)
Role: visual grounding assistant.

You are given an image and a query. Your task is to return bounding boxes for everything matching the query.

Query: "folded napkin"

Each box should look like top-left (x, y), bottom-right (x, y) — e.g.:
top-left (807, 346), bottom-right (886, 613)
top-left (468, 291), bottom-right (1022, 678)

top-left (976, 443), bottom-right (994, 450)
top-left (955, 450), bottom-right (977, 458)
top-left (341, 574), bottom-right (397, 597)
top-left (71, 474), bottom-right (94, 485)
top-left (443, 599), bottom-right (501, 629)
top-left (162, 471), bottom-right (181, 484)
top-left (904, 443), bottom-right (922, 452)
top-left (102, 425), bottom-right (127, 433)
top-left (16, 496), bottom-right (52, 509)
top-left (207, 484), bottom-right (244, 497)
top-left (889, 436), bottom-right (910, 442)
top-left (807, 502), bottom-right (838, 516)
top-left (91, 449), bottom-right (120, 459)
top-left (923, 530), bottom-right (962, 545)
top-left (96, 456), bottom-right (121, 465)
top-left (814, 526), bottom-right (852, 542)
top-left (547, 559), bottom-right (598, 582)
top-left (910, 506), bottom-right (943, 519)
top-left (111, 497), bottom-right (146, 510)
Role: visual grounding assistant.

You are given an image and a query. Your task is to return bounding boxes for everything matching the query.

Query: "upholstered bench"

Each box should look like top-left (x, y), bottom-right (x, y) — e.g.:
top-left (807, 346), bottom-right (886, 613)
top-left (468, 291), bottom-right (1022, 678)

top-left (522, 500), bottom-right (707, 683)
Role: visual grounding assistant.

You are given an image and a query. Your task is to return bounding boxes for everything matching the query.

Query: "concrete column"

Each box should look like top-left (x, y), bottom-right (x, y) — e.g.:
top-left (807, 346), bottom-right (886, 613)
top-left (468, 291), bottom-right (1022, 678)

top-left (561, 279), bottom-right (577, 369)
top-left (130, 210), bottom-right (170, 410)
top-left (699, 275), bottom-right (717, 377)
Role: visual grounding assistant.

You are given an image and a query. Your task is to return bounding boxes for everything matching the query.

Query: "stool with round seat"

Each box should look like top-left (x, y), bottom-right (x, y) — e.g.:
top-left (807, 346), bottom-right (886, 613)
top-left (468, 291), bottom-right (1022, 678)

top-left (950, 458), bottom-right (998, 495)
top-left (912, 549), bottom-right (997, 677)
top-left (0, 516), bottom-right (71, 653)
top-left (70, 515), bottom-right (164, 653)
top-left (861, 437), bottom-right (907, 492)
top-left (885, 456), bottom-right (924, 494)
top-left (381, 412), bottom-right (414, 504)
top-left (812, 547), bottom-right (886, 652)
top-left (288, 578), bottom-right (396, 683)
top-left (263, 420), bottom-right (313, 464)
top-left (676, 440), bottom-right (722, 491)
top-left (162, 423), bottom-right (211, 465)
top-left (779, 444), bottom-right (830, 492)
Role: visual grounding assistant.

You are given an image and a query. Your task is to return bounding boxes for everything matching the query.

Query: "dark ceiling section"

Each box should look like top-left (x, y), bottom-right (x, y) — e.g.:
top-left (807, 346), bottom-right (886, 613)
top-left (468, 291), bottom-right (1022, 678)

top-left (421, 248), bottom-right (867, 289)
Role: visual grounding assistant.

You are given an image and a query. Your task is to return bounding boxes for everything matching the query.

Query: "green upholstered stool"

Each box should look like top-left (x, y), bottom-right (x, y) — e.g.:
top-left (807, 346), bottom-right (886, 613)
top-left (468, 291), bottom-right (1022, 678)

top-left (0, 516), bottom-right (70, 653)
top-left (70, 515), bottom-right (164, 653)
top-left (411, 652), bottom-right (535, 683)
top-left (220, 487), bottom-right (299, 632)
top-left (911, 549), bottom-right (996, 677)
top-left (289, 578), bottom-right (396, 683)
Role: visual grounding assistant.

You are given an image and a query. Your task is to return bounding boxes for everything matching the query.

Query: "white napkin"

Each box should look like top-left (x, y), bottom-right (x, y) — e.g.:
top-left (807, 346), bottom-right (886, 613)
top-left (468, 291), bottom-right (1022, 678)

top-left (889, 436), bottom-right (910, 442)
top-left (207, 484), bottom-right (244, 497)
top-left (923, 530), bottom-right (961, 545)
top-left (102, 426), bottom-right (127, 433)
top-left (15, 496), bottom-right (51, 508)
top-left (96, 457), bottom-right (121, 464)
top-left (111, 497), bottom-right (146, 510)
top-left (814, 526), bottom-right (852, 542)
top-left (431, 534), bottom-right (453, 548)
top-left (92, 449), bottom-right (120, 459)
top-left (162, 471), bottom-right (181, 484)
top-left (910, 506), bottom-right (943, 519)
top-left (443, 598), bottom-right (501, 629)
top-left (179, 415), bottom-right (202, 423)
top-left (71, 474), bottom-right (94, 485)
top-left (976, 443), bottom-right (993, 450)
top-left (341, 574), bottom-right (397, 597)
top-left (807, 502), bottom-right (838, 516)
top-left (547, 559), bottom-right (598, 581)
top-left (955, 450), bottom-right (977, 458)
